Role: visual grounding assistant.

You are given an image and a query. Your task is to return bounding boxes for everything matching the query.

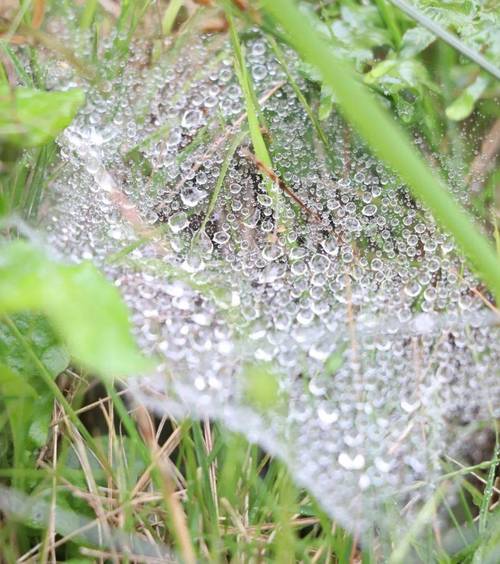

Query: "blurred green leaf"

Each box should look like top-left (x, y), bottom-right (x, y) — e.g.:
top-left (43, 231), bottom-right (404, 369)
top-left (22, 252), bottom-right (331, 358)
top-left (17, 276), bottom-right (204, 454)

top-left (0, 362), bottom-right (38, 400)
top-left (28, 398), bottom-right (53, 448)
top-left (327, 3), bottom-right (392, 69)
top-left (365, 58), bottom-right (437, 95)
top-left (324, 350), bottom-right (344, 376)
top-left (445, 75), bottom-right (489, 121)
top-left (0, 86), bottom-right (85, 148)
top-left (243, 362), bottom-right (279, 410)
top-left (400, 26), bottom-right (436, 58)
top-left (0, 241), bottom-right (154, 377)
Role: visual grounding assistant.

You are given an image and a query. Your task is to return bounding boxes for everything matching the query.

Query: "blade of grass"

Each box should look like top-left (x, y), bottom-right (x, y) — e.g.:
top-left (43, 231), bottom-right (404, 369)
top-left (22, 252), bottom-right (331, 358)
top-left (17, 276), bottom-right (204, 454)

top-left (479, 424), bottom-right (500, 535)
top-left (388, 484), bottom-right (447, 563)
top-left (80, 0), bottom-right (98, 30)
top-left (227, 13), bottom-right (283, 223)
top-left (0, 44), bottom-right (34, 86)
top-left (105, 384), bottom-right (196, 564)
top-left (374, 0), bottom-right (402, 48)
top-left (261, 0), bottom-right (500, 301)
top-left (162, 0), bottom-right (184, 36)
top-left (192, 129), bottom-right (247, 246)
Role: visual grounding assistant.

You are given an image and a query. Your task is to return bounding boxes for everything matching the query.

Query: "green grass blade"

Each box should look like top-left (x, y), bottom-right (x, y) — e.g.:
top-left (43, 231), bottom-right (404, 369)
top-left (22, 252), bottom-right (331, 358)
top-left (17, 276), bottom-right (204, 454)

top-left (193, 129), bottom-right (247, 246)
top-left (262, 0), bottom-right (500, 301)
top-left (227, 14), bottom-right (282, 219)
top-left (80, 0), bottom-right (98, 30)
top-left (374, 0), bottom-right (402, 48)
top-left (479, 425), bottom-right (499, 535)
top-left (162, 0), bottom-right (184, 36)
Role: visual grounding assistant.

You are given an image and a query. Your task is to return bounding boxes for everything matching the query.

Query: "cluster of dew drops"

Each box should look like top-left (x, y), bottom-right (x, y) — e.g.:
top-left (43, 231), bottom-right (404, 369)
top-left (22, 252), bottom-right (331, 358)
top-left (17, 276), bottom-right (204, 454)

top-left (40, 24), bottom-right (499, 533)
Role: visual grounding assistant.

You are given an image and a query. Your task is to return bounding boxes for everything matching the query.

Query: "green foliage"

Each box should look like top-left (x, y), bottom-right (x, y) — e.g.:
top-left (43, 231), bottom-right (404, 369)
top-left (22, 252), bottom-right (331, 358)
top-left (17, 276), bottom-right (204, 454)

top-left (0, 314), bottom-right (68, 477)
top-left (0, 86), bottom-right (85, 148)
top-left (0, 241), bottom-right (153, 377)
top-left (446, 74), bottom-right (490, 121)
top-left (0, 1), bottom-right (498, 561)
top-left (296, 0), bottom-right (500, 123)
top-left (262, 0), bottom-right (500, 301)
top-left (0, 313), bottom-right (69, 380)
top-left (414, 0), bottom-right (499, 62)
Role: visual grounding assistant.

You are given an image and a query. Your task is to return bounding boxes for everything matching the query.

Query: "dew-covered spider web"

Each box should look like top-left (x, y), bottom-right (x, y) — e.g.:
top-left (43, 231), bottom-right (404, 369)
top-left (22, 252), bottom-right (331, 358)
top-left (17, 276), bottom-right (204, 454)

top-left (37, 28), bottom-right (499, 536)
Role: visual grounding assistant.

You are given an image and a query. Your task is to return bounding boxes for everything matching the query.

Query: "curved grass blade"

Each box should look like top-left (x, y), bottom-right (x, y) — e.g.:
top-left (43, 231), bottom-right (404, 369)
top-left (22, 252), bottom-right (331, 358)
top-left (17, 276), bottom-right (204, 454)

top-left (227, 14), bottom-right (284, 223)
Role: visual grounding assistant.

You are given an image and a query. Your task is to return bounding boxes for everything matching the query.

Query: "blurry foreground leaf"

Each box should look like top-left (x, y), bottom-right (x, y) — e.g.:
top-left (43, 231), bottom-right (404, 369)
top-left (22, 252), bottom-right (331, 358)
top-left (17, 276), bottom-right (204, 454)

top-left (0, 241), bottom-right (153, 377)
top-left (0, 86), bottom-right (84, 147)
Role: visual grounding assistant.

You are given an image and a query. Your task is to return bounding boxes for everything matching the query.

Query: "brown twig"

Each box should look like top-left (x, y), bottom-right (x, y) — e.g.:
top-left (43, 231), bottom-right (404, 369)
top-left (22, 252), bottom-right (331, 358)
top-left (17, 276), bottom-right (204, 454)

top-left (135, 405), bottom-right (196, 564)
top-left (31, 0), bottom-right (45, 29)
top-left (240, 148), bottom-right (322, 223)
top-left (467, 118), bottom-right (500, 192)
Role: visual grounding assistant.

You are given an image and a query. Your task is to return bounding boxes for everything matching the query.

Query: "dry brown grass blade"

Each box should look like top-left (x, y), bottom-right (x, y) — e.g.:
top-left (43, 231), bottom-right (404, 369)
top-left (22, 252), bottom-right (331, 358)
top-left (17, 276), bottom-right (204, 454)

top-left (200, 15), bottom-right (228, 34)
top-left (99, 0), bottom-right (121, 18)
top-left (31, 0), bottom-right (45, 29)
top-left (131, 421), bottom-right (184, 495)
top-left (135, 405), bottom-right (196, 564)
top-left (203, 419), bottom-right (220, 520)
top-left (50, 388), bottom-right (128, 427)
top-left (467, 118), bottom-right (500, 192)
top-left (66, 422), bottom-right (120, 564)
top-left (220, 497), bottom-right (252, 542)
top-left (39, 400), bottom-right (58, 564)
top-left (240, 147), bottom-right (323, 223)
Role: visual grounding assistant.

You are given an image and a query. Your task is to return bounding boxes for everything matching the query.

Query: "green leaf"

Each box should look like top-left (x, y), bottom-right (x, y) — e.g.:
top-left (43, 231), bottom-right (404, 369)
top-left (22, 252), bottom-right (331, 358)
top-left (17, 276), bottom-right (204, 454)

top-left (365, 58), bottom-right (437, 95)
top-left (446, 75), bottom-right (490, 121)
top-left (243, 362), bottom-right (280, 410)
top-left (0, 241), bottom-right (154, 377)
top-left (0, 86), bottom-right (85, 147)
top-left (324, 350), bottom-right (344, 376)
top-left (400, 26), bottom-right (436, 58)
top-left (0, 313), bottom-right (69, 380)
top-left (0, 362), bottom-right (38, 400)
top-left (28, 397), bottom-right (53, 448)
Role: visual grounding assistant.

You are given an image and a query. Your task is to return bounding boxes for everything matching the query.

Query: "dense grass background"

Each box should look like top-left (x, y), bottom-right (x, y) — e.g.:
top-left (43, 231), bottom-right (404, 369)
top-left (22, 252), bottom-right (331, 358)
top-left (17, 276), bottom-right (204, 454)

top-left (0, 0), bottom-right (499, 562)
